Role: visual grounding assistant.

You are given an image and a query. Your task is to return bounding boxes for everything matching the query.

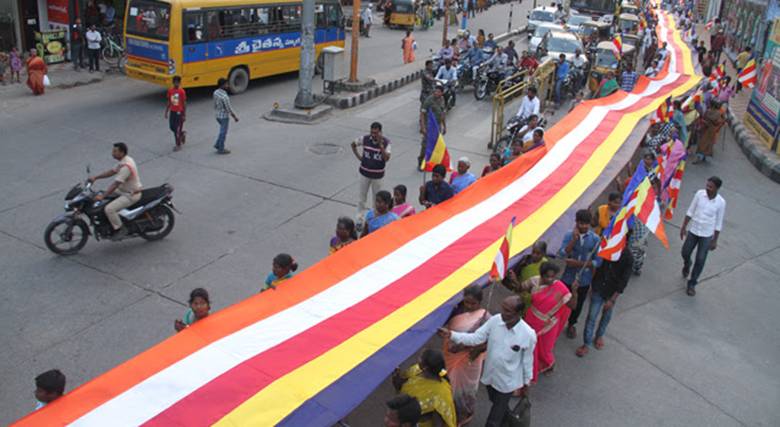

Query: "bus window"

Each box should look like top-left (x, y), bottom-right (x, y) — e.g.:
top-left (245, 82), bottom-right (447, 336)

top-left (127, 0), bottom-right (171, 40)
top-left (184, 12), bottom-right (206, 43)
top-left (326, 5), bottom-right (343, 27)
top-left (316, 5), bottom-right (327, 28)
top-left (281, 5), bottom-right (302, 32)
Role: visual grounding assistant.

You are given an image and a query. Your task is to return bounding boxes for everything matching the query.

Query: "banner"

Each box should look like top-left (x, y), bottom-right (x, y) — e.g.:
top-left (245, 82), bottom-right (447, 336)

top-left (13, 11), bottom-right (700, 427)
top-left (46, 0), bottom-right (70, 25)
top-left (745, 18), bottom-right (780, 151)
top-left (35, 30), bottom-right (67, 65)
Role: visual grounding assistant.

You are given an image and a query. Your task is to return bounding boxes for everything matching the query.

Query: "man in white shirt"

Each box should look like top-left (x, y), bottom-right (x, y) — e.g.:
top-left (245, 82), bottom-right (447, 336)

top-left (679, 176), bottom-right (726, 296)
top-left (438, 295), bottom-right (536, 427)
top-left (361, 3), bottom-right (373, 37)
top-left (516, 87), bottom-right (540, 120)
top-left (85, 24), bottom-right (102, 72)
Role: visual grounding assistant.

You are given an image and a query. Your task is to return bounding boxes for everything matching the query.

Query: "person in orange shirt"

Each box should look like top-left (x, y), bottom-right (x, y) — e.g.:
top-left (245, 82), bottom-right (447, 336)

top-left (592, 192), bottom-right (622, 236)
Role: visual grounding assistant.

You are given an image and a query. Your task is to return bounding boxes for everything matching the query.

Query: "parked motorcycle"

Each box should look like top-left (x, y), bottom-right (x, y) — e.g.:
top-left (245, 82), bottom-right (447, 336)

top-left (44, 168), bottom-right (177, 255)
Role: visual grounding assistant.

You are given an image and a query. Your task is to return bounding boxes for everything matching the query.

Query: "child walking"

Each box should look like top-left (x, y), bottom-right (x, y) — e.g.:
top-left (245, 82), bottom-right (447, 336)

top-left (10, 47), bottom-right (22, 83)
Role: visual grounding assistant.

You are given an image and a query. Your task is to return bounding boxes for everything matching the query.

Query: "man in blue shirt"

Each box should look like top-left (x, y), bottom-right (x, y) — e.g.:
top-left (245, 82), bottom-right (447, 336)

top-left (451, 157), bottom-right (476, 194)
top-left (419, 164), bottom-right (454, 208)
top-left (435, 59), bottom-right (458, 82)
top-left (554, 54), bottom-right (570, 105)
top-left (558, 209), bottom-right (601, 339)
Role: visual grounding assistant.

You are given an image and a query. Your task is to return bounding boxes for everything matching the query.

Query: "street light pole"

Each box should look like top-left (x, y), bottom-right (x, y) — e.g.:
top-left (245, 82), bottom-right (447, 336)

top-left (508, 3), bottom-right (513, 34)
top-left (442, 0), bottom-right (449, 47)
top-left (295, 0), bottom-right (316, 108)
top-left (349, 0), bottom-right (361, 82)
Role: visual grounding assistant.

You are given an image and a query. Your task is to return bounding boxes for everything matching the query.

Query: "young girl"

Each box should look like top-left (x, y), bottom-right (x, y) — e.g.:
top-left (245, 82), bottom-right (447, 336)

top-left (263, 253), bottom-right (298, 291)
top-left (9, 47), bottom-right (22, 83)
top-left (362, 190), bottom-right (399, 237)
top-left (330, 217), bottom-right (357, 253)
top-left (174, 288), bottom-right (210, 332)
top-left (391, 185), bottom-right (416, 218)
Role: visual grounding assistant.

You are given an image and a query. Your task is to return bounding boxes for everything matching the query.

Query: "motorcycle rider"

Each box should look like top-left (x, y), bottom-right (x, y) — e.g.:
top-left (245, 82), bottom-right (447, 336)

top-left (515, 87), bottom-right (540, 121)
top-left (483, 46), bottom-right (509, 77)
top-left (438, 39), bottom-right (455, 62)
top-left (88, 142), bottom-right (143, 240)
top-left (419, 84), bottom-right (447, 169)
top-left (463, 43), bottom-right (485, 80)
top-left (571, 48), bottom-right (587, 90)
top-left (420, 59), bottom-right (437, 102)
top-left (519, 50), bottom-right (539, 73)
top-left (554, 53), bottom-right (570, 105)
top-left (435, 58), bottom-right (458, 83)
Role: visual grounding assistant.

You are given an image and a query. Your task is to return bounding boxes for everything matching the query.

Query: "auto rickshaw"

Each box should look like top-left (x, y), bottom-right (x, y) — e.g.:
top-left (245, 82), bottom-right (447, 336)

top-left (383, 0), bottom-right (415, 29)
top-left (620, 1), bottom-right (640, 16)
top-left (588, 41), bottom-right (636, 93)
top-left (617, 13), bottom-right (640, 36)
top-left (580, 20), bottom-right (612, 49)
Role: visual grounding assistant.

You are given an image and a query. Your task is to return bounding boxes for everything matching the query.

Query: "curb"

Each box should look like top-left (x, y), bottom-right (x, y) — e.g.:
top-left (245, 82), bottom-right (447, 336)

top-left (327, 25), bottom-right (528, 110)
top-left (725, 106), bottom-right (780, 184)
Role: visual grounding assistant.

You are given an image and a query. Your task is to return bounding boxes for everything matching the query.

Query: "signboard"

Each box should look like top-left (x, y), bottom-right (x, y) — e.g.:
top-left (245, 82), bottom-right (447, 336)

top-left (744, 18), bottom-right (780, 151)
top-left (46, 0), bottom-right (70, 25)
top-left (35, 30), bottom-right (67, 64)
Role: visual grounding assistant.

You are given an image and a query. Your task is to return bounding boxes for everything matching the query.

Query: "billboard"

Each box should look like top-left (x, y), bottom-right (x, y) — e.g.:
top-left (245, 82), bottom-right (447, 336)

top-left (745, 18), bottom-right (780, 151)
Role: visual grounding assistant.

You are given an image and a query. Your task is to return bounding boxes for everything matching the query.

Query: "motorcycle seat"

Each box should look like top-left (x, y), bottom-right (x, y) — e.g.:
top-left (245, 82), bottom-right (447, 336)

top-left (128, 184), bottom-right (171, 209)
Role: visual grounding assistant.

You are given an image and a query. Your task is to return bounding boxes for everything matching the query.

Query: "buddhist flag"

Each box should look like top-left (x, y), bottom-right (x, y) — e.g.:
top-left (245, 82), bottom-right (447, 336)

top-left (738, 58), bottom-right (757, 88)
top-left (612, 34), bottom-right (623, 59)
top-left (490, 217), bottom-right (515, 280)
top-left (420, 110), bottom-right (452, 172)
top-left (633, 175), bottom-right (669, 249)
top-left (681, 89), bottom-right (702, 113)
top-left (598, 161), bottom-right (649, 261)
top-left (664, 158), bottom-right (686, 220)
top-left (650, 96), bottom-right (673, 124)
top-left (709, 63), bottom-right (725, 82)
top-left (705, 20), bottom-right (713, 31)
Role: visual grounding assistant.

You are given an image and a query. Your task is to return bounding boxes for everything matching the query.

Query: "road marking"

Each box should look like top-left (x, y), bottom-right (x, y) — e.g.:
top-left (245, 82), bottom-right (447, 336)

top-left (356, 90), bottom-right (416, 119)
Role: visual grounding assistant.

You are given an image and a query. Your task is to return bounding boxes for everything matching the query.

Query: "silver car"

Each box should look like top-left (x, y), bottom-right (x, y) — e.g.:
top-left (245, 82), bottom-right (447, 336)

top-left (529, 23), bottom-right (565, 54)
top-left (538, 30), bottom-right (588, 67)
top-left (527, 7), bottom-right (557, 37)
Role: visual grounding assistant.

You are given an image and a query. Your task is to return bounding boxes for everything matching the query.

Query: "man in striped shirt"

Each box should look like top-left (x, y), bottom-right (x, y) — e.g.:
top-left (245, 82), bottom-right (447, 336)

top-left (620, 64), bottom-right (638, 92)
top-left (213, 78), bottom-right (239, 154)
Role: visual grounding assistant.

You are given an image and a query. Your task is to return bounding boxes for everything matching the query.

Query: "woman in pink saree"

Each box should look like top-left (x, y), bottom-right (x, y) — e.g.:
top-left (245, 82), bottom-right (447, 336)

top-left (524, 262), bottom-right (574, 382)
top-left (402, 30), bottom-right (416, 64)
top-left (442, 285), bottom-right (489, 425)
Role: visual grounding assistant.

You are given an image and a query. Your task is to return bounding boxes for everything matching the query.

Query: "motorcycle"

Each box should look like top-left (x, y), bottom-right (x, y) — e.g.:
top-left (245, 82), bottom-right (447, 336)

top-left (456, 60), bottom-right (475, 89)
top-left (491, 115), bottom-right (549, 155)
top-left (436, 78), bottom-right (457, 110)
top-left (44, 167), bottom-right (177, 255)
top-left (474, 64), bottom-right (521, 100)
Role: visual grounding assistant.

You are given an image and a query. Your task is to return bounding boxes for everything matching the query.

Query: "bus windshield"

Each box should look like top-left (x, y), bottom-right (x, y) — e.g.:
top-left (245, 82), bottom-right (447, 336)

top-left (127, 0), bottom-right (171, 40)
top-left (571, 0), bottom-right (615, 14)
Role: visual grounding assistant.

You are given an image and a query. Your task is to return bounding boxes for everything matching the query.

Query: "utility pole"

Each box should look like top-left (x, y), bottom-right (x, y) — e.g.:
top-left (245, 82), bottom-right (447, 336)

top-left (442, 0), bottom-right (449, 46)
top-left (295, 0), bottom-right (316, 108)
top-left (508, 3), bottom-right (513, 34)
top-left (349, 0), bottom-right (361, 82)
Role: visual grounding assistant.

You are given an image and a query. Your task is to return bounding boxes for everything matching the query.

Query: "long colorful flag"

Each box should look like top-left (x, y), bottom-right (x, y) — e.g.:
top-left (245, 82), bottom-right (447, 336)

top-left (420, 110), bottom-right (452, 172)
top-left (13, 10), bottom-right (701, 427)
top-left (490, 217), bottom-right (516, 280)
top-left (738, 58), bottom-right (757, 88)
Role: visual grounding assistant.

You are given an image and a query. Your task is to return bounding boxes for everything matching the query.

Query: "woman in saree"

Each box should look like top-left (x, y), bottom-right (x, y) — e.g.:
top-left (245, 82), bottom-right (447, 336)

top-left (441, 285), bottom-right (489, 424)
top-left (393, 349), bottom-right (458, 427)
top-left (26, 49), bottom-right (47, 95)
top-left (694, 100), bottom-right (725, 164)
top-left (402, 30), bottom-right (416, 64)
top-left (524, 262), bottom-right (573, 381)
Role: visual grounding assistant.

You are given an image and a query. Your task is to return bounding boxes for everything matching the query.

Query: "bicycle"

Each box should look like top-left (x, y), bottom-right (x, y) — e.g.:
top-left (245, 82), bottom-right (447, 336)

top-left (100, 30), bottom-right (126, 73)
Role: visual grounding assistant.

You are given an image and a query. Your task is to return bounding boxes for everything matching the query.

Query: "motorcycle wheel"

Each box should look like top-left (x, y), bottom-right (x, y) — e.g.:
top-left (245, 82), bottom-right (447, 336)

top-left (44, 218), bottom-right (89, 255)
top-left (139, 205), bottom-right (175, 241)
top-left (474, 80), bottom-right (488, 100)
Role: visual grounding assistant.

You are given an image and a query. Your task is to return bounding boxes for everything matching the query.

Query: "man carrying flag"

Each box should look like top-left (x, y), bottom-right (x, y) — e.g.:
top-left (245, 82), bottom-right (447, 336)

top-left (419, 108), bottom-right (452, 172)
top-left (418, 84), bottom-right (447, 170)
top-left (559, 209), bottom-right (601, 339)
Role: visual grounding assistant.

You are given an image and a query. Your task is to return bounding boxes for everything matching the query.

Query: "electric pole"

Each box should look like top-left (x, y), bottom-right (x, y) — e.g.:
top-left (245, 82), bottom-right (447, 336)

top-left (442, 0), bottom-right (449, 47)
top-left (350, 0), bottom-right (361, 82)
top-left (295, 0), bottom-right (316, 108)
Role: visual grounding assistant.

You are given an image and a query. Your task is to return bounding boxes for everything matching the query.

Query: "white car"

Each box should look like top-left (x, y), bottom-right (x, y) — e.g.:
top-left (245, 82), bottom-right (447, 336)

top-left (529, 23), bottom-right (565, 54)
top-left (538, 30), bottom-right (588, 67)
top-left (598, 14), bottom-right (614, 25)
top-left (565, 14), bottom-right (591, 34)
top-left (527, 6), bottom-right (558, 37)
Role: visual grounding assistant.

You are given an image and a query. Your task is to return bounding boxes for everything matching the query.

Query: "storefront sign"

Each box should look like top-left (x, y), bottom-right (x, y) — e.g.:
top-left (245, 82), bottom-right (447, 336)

top-left (744, 19), bottom-right (780, 151)
top-left (35, 30), bottom-right (67, 64)
top-left (47, 0), bottom-right (70, 25)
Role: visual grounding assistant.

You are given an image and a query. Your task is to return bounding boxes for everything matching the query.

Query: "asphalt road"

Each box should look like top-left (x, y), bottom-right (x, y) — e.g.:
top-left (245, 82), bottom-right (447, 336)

top-left (2, 3), bottom-right (779, 426)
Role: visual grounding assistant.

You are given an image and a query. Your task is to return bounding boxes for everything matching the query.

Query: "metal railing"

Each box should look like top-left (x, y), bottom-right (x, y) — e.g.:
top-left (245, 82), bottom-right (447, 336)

top-left (490, 60), bottom-right (555, 146)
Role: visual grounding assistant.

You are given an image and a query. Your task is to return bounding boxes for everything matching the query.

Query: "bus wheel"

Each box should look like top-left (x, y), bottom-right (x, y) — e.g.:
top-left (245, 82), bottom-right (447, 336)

top-left (228, 67), bottom-right (249, 94)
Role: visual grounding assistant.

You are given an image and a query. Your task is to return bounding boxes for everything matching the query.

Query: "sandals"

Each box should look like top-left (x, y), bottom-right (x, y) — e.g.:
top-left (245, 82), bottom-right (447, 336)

top-left (594, 337), bottom-right (605, 350)
top-left (575, 345), bottom-right (589, 357)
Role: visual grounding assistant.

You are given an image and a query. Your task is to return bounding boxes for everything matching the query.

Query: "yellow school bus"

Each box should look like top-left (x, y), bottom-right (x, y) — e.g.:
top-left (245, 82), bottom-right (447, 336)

top-left (123, 0), bottom-right (346, 93)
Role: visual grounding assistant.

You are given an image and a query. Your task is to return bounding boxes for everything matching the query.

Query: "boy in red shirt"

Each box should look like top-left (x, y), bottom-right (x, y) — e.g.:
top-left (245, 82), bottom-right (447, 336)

top-left (164, 75), bottom-right (186, 151)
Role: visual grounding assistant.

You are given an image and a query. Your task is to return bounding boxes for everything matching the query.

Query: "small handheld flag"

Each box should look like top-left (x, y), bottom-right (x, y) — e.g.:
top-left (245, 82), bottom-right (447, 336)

top-left (738, 58), bottom-right (757, 88)
top-left (420, 110), bottom-right (452, 172)
top-left (612, 34), bottom-right (623, 59)
top-left (650, 96), bottom-right (673, 124)
top-left (490, 217), bottom-right (515, 280)
top-left (664, 158), bottom-right (686, 220)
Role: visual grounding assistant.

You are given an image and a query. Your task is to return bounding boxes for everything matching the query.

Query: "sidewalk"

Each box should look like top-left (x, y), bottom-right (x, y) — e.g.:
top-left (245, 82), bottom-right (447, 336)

top-left (0, 61), bottom-right (109, 98)
top-left (696, 23), bottom-right (780, 183)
